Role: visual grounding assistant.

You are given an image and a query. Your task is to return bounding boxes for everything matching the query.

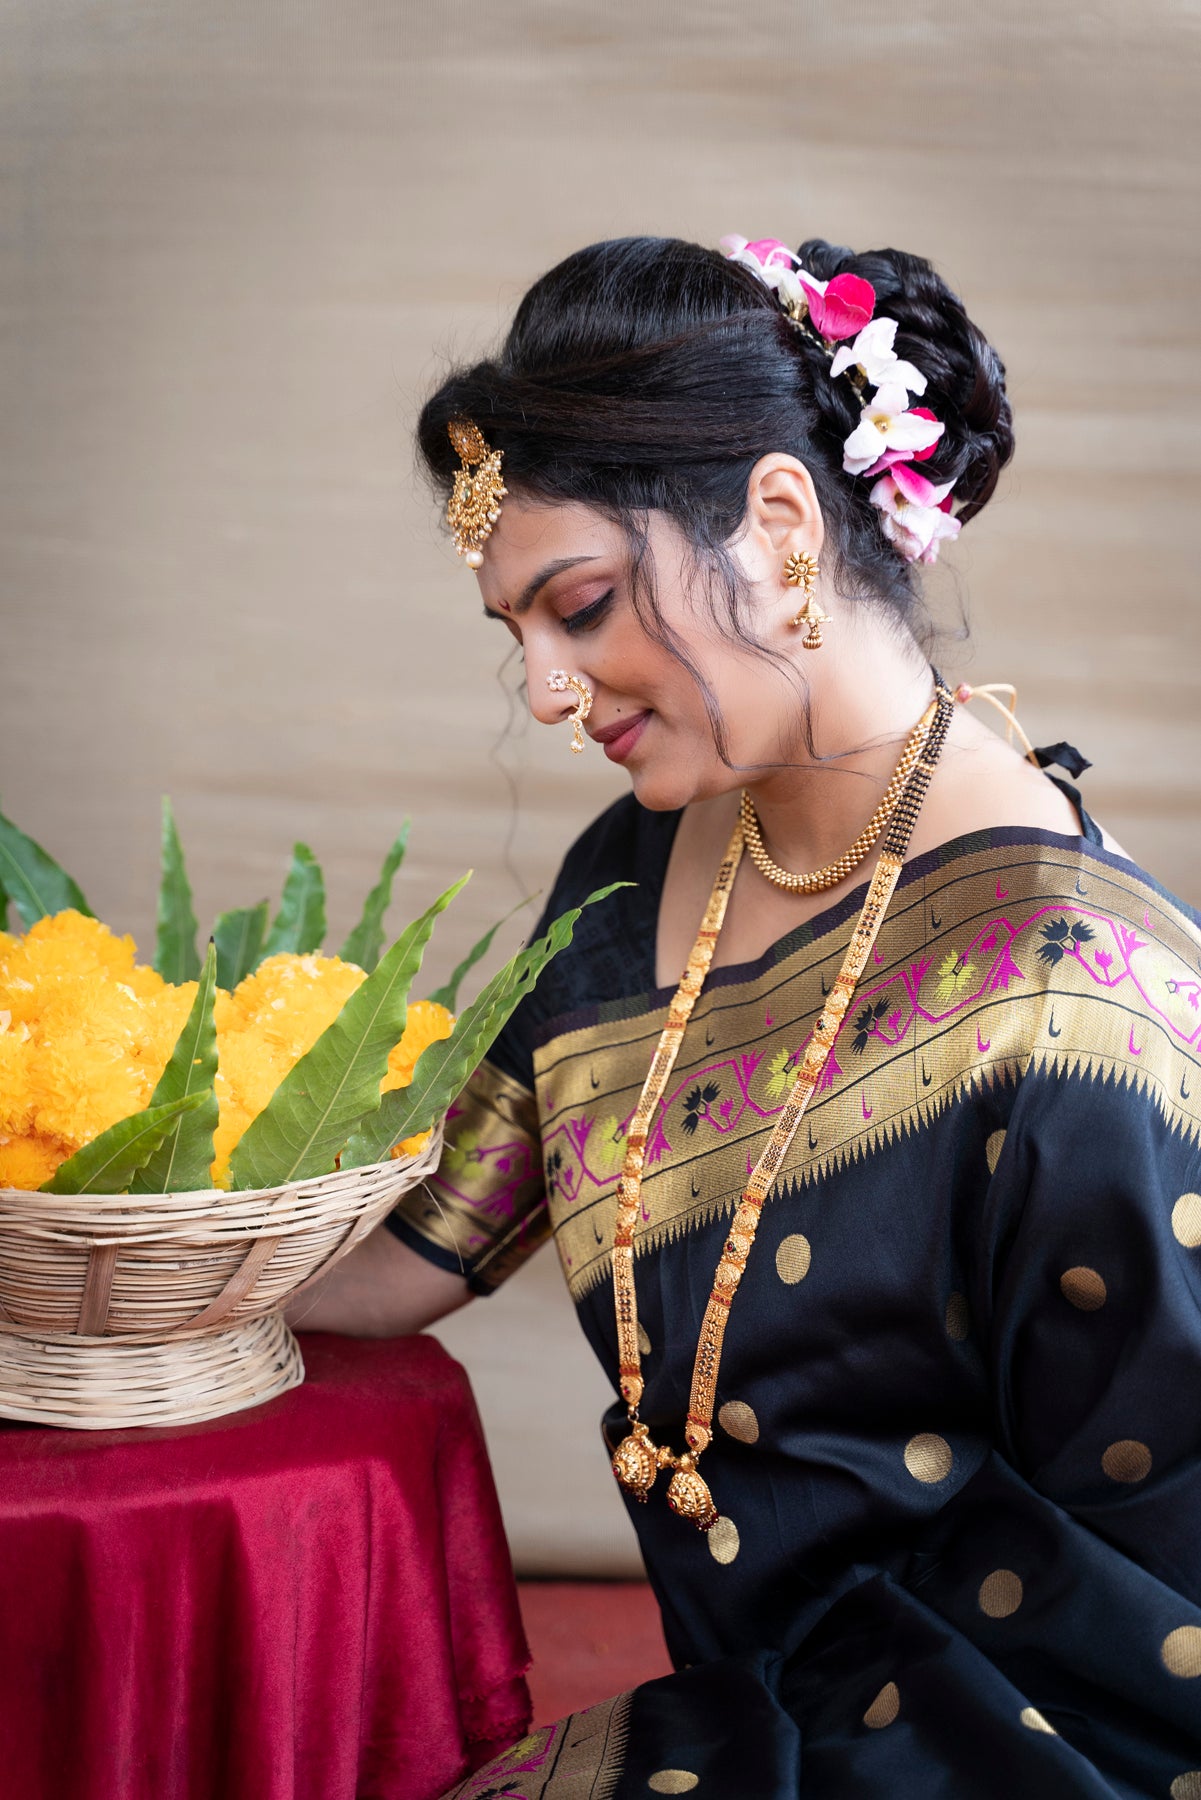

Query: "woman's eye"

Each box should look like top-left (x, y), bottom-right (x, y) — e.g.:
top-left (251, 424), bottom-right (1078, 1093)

top-left (562, 588), bottom-right (615, 636)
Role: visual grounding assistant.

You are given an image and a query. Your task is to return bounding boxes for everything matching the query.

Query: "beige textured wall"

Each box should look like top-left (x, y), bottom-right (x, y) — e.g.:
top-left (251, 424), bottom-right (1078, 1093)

top-left (2, 2), bottom-right (1197, 1573)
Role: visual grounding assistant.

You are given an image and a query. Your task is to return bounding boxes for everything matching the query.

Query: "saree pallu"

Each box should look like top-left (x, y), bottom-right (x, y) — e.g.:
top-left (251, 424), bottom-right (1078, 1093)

top-left (390, 797), bottom-right (1201, 1798)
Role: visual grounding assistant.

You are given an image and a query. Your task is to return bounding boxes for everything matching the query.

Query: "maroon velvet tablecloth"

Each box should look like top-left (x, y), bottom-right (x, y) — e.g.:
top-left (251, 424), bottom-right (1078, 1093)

top-left (0, 1333), bottom-right (532, 1800)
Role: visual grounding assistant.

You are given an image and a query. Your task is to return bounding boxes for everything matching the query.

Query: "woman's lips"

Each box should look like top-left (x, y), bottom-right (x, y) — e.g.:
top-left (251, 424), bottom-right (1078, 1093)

top-left (592, 710), bottom-right (651, 763)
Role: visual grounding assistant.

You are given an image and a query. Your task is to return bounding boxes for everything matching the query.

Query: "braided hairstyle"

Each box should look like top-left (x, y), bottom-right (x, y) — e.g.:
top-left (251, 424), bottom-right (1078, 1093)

top-left (417, 236), bottom-right (1013, 748)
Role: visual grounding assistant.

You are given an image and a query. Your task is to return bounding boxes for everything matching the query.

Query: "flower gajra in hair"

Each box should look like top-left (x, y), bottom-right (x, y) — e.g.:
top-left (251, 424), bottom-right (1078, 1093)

top-left (720, 234), bottom-right (961, 564)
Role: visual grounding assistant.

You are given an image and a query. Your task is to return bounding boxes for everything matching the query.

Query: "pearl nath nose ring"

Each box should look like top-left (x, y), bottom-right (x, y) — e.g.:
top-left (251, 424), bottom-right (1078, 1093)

top-left (546, 671), bottom-right (593, 754)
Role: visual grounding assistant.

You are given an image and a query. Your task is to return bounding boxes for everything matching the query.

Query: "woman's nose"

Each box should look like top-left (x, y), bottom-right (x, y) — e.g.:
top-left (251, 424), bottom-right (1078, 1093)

top-left (526, 659), bottom-right (592, 730)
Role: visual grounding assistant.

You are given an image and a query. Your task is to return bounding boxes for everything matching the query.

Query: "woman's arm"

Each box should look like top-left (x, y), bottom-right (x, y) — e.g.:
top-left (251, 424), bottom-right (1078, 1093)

top-left (284, 1223), bottom-right (473, 1337)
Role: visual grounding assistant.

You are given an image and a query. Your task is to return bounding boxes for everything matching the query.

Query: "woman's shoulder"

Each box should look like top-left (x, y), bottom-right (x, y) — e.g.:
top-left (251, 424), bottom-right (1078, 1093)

top-left (919, 824), bottom-right (1201, 1121)
top-left (944, 822), bottom-right (1201, 939)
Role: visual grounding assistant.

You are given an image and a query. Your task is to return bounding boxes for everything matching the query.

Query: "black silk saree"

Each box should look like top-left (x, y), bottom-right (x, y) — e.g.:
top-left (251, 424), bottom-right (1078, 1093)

top-left (388, 795), bottom-right (1201, 1799)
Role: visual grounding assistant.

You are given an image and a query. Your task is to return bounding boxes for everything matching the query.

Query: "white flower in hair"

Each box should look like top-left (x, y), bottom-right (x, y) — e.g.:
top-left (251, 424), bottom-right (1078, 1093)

top-left (830, 318), bottom-right (926, 400)
top-left (869, 464), bottom-right (961, 564)
top-left (842, 383), bottom-right (945, 477)
top-left (772, 264), bottom-right (808, 317)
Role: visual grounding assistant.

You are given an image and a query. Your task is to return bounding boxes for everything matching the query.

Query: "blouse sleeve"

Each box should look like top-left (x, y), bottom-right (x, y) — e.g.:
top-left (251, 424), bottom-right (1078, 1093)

top-left (384, 792), bottom-right (668, 1294)
top-left (985, 1063), bottom-right (1201, 1607)
top-left (382, 885), bottom-right (556, 1295)
top-left (384, 1042), bottom-right (549, 1294)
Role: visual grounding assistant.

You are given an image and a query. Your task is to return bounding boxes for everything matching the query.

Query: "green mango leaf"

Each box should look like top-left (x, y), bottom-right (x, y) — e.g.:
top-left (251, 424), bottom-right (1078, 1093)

top-left (40, 1093), bottom-right (209, 1195)
top-left (213, 900), bottom-right (269, 988)
top-left (155, 797), bottom-right (201, 983)
top-left (342, 958), bottom-right (523, 1171)
top-left (227, 873), bottom-right (471, 1190)
top-left (427, 893), bottom-right (535, 1012)
top-left (262, 844), bottom-right (326, 959)
top-left (343, 883), bottom-right (629, 1167)
top-left (338, 823), bottom-right (410, 973)
top-left (0, 873), bottom-right (8, 934)
top-left (130, 941), bottom-right (220, 1194)
top-left (0, 806), bottom-right (93, 927)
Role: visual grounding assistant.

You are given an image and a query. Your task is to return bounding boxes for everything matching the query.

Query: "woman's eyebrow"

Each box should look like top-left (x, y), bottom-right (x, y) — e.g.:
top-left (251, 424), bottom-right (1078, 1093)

top-left (506, 555), bottom-right (600, 616)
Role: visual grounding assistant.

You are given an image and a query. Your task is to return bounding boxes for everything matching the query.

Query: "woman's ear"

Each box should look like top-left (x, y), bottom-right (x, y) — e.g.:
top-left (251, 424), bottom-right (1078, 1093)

top-left (742, 454), bottom-right (825, 573)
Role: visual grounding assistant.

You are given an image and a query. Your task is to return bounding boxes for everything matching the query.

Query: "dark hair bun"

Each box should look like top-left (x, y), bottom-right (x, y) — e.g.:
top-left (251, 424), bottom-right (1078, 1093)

top-left (418, 234), bottom-right (1016, 644)
top-left (797, 238), bottom-right (1014, 524)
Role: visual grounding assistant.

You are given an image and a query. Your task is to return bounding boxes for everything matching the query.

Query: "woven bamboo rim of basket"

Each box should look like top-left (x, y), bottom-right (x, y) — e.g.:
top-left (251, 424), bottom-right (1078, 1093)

top-left (0, 1125), bottom-right (444, 1430)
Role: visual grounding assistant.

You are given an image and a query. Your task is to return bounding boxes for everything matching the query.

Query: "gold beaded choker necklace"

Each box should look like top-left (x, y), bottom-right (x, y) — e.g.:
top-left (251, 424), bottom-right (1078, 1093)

top-left (610, 675), bottom-right (955, 1530)
top-left (738, 701), bottom-right (936, 894)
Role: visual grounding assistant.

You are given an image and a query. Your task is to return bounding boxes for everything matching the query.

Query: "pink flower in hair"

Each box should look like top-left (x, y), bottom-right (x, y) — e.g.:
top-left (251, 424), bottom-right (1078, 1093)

top-left (799, 271), bottom-right (876, 342)
top-left (721, 237), bottom-right (812, 321)
top-left (842, 385), bottom-right (945, 476)
top-left (869, 464), bottom-right (961, 563)
top-left (744, 238), bottom-right (795, 270)
top-left (719, 235), bottom-right (795, 274)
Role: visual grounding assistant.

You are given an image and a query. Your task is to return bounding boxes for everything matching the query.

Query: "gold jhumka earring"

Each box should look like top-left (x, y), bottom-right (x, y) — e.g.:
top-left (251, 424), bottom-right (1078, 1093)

top-left (446, 420), bottom-right (507, 568)
top-left (784, 549), bottom-right (829, 650)
top-left (546, 671), bottom-right (593, 753)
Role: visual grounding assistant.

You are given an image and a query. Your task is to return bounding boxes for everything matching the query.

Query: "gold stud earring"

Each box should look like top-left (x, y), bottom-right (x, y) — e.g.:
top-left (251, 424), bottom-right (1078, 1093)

top-left (546, 670), bottom-right (594, 753)
top-left (784, 549), bottom-right (830, 651)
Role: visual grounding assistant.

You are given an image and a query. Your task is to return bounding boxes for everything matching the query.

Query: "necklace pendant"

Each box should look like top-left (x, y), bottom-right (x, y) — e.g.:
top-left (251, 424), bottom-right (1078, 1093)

top-left (612, 1422), bottom-right (659, 1502)
top-left (665, 1456), bottom-right (720, 1531)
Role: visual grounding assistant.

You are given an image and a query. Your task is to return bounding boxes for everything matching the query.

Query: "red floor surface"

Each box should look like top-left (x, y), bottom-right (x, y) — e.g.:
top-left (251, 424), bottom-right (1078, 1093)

top-left (517, 1581), bottom-right (673, 1725)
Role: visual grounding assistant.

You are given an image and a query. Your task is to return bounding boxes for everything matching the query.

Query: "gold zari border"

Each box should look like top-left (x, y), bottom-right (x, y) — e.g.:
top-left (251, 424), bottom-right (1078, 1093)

top-left (442, 1691), bottom-right (631, 1799)
top-left (533, 838), bottom-right (1201, 1303)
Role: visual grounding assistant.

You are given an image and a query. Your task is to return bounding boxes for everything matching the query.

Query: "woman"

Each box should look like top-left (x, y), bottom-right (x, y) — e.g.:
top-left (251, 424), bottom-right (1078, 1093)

top-left (300, 236), bottom-right (1201, 1797)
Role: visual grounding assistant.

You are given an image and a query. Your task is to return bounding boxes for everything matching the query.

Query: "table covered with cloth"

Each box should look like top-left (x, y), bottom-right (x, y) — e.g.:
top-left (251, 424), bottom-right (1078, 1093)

top-left (0, 1332), bottom-right (532, 1800)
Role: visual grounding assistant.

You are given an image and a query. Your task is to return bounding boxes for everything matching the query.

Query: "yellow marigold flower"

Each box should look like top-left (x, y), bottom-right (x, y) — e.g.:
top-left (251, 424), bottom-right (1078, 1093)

top-left (4, 910), bottom-right (141, 985)
top-left (209, 954), bottom-right (365, 1185)
top-left (134, 981), bottom-right (199, 1080)
top-left (0, 1133), bottom-right (64, 1191)
top-left (210, 1099), bottom-right (254, 1190)
top-left (228, 953), bottom-right (366, 1063)
top-left (36, 970), bottom-right (145, 1055)
top-left (124, 962), bottom-right (168, 1001)
top-left (0, 912), bottom-right (459, 1190)
top-left (215, 1031), bottom-right (292, 1121)
top-left (0, 1024), bottom-right (34, 1137)
top-left (381, 1003), bottom-right (454, 1167)
top-left (213, 990), bottom-right (241, 1035)
top-left (381, 1000), bottom-right (455, 1094)
top-left (32, 1033), bottom-right (151, 1148)
top-left (391, 1128), bottom-right (434, 1161)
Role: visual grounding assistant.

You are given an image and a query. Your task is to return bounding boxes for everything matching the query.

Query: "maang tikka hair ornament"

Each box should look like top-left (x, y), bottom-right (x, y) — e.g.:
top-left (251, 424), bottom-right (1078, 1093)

top-left (721, 236), bottom-right (962, 566)
top-left (546, 671), bottom-right (593, 754)
top-left (446, 419), bottom-right (507, 568)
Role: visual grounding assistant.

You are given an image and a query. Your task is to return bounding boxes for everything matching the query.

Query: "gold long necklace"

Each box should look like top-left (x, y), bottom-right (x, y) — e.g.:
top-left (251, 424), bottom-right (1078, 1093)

top-left (738, 702), bottom-right (936, 894)
top-left (610, 677), bottom-right (955, 1530)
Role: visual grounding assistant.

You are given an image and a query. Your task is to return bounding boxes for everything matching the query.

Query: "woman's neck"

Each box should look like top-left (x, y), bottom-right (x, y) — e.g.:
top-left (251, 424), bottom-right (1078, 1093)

top-left (741, 615), bottom-right (935, 876)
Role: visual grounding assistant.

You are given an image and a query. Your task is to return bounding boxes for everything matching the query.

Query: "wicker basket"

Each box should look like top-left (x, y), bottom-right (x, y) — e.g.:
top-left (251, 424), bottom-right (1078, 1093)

top-left (0, 1126), bottom-right (444, 1430)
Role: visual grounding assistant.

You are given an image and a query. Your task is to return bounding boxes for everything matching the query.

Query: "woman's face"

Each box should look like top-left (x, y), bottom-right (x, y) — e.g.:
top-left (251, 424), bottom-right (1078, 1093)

top-left (474, 492), bottom-right (806, 812)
